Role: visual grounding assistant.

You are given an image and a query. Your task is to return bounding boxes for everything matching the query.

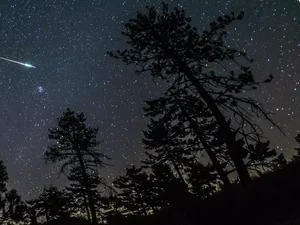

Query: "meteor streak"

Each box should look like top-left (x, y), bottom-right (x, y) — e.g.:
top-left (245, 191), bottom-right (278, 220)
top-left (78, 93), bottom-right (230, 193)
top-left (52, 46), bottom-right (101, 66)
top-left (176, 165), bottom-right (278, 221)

top-left (0, 56), bottom-right (36, 68)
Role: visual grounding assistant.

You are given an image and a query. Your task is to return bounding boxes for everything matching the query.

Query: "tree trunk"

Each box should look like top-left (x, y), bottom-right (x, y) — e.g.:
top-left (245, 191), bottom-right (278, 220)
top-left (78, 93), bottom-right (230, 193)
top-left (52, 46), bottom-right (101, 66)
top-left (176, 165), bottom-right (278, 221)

top-left (76, 149), bottom-right (98, 224)
top-left (83, 192), bottom-right (91, 223)
top-left (45, 207), bottom-right (49, 222)
top-left (138, 194), bottom-right (148, 216)
top-left (168, 151), bottom-right (186, 184)
top-left (86, 188), bottom-right (98, 224)
top-left (197, 135), bottom-right (232, 187)
top-left (30, 208), bottom-right (38, 225)
top-left (174, 98), bottom-right (231, 188)
top-left (180, 65), bottom-right (251, 186)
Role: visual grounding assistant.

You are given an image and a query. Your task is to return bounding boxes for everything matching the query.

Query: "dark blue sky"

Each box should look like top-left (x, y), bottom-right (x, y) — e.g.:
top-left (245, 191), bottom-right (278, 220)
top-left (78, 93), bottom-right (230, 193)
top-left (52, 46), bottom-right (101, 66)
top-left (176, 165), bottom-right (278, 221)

top-left (0, 0), bottom-right (299, 199)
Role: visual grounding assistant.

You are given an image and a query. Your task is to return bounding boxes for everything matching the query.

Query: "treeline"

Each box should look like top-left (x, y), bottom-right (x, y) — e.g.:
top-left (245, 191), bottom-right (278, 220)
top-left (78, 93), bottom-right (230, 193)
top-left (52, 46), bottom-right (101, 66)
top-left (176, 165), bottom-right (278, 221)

top-left (0, 3), bottom-right (297, 225)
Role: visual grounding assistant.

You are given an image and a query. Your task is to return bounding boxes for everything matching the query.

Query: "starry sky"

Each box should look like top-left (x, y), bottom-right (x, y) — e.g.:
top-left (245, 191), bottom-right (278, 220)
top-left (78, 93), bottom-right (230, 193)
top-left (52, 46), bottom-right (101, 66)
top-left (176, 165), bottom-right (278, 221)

top-left (0, 0), bottom-right (299, 199)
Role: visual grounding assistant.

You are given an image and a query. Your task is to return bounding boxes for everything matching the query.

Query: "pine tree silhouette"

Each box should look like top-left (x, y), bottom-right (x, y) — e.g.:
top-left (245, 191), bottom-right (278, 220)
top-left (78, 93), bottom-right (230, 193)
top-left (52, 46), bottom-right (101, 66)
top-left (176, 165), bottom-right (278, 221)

top-left (0, 162), bottom-right (27, 224)
top-left (186, 162), bottom-right (219, 199)
top-left (142, 118), bottom-right (190, 185)
top-left (143, 87), bottom-right (231, 188)
top-left (113, 166), bottom-right (153, 216)
top-left (108, 3), bottom-right (282, 186)
top-left (149, 163), bottom-right (189, 207)
top-left (44, 109), bottom-right (110, 224)
top-left (25, 201), bottom-right (38, 225)
top-left (27, 186), bottom-right (71, 222)
top-left (2, 189), bottom-right (26, 224)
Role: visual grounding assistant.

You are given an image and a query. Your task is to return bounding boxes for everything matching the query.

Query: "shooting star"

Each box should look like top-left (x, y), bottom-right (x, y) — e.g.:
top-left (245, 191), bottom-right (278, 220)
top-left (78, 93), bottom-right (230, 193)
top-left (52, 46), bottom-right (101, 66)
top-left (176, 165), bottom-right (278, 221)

top-left (0, 56), bottom-right (36, 68)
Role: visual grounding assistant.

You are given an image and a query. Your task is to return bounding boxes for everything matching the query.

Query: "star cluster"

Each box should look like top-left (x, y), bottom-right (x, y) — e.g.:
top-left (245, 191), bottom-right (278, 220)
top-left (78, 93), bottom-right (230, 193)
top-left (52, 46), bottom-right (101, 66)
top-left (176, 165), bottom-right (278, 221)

top-left (0, 0), bottom-right (299, 199)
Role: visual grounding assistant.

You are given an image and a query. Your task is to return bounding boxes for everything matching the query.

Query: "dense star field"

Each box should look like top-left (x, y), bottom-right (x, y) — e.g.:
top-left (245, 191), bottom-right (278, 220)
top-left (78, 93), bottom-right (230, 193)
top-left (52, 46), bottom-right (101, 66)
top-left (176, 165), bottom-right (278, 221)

top-left (0, 0), bottom-right (299, 199)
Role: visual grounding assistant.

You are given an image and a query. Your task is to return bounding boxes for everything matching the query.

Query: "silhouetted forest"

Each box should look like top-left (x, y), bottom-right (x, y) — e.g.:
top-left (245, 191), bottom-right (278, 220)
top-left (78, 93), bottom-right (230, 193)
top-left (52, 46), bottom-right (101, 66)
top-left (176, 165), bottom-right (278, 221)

top-left (1, 3), bottom-right (300, 225)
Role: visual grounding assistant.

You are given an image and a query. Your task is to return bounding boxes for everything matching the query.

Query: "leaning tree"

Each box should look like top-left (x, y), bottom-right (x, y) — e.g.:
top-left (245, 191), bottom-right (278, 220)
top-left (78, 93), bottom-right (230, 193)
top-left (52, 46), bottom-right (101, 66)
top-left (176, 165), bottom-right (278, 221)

top-left (108, 3), bottom-right (283, 185)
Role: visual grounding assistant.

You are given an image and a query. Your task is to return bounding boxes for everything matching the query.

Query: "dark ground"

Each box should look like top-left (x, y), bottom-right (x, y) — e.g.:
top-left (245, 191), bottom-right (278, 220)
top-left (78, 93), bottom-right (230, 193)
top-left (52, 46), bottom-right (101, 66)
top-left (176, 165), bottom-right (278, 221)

top-left (106, 159), bottom-right (300, 225)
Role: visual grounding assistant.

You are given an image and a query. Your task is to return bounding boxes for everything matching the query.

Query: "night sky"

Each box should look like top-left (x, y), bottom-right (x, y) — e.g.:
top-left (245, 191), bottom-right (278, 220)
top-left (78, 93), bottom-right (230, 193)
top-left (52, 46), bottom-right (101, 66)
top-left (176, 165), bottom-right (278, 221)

top-left (0, 0), bottom-right (299, 199)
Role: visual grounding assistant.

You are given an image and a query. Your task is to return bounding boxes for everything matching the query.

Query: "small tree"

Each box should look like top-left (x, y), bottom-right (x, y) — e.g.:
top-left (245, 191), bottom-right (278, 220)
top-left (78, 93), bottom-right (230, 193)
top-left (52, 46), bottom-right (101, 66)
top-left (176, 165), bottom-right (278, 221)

top-left (187, 163), bottom-right (219, 199)
top-left (149, 163), bottom-right (189, 207)
top-left (112, 163), bottom-right (190, 216)
top-left (113, 166), bottom-right (152, 216)
top-left (100, 190), bottom-right (121, 223)
top-left (0, 189), bottom-right (27, 224)
top-left (44, 109), bottom-right (109, 224)
top-left (25, 201), bottom-right (38, 225)
top-left (28, 186), bottom-right (72, 222)
top-left (0, 162), bottom-right (27, 224)
top-left (142, 117), bottom-right (191, 184)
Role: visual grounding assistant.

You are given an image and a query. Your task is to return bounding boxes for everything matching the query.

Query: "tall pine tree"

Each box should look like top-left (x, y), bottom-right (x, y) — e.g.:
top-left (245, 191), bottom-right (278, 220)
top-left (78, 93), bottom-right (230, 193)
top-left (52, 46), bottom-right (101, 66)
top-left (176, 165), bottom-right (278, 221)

top-left (108, 3), bottom-right (282, 186)
top-left (44, 108), bottom-right (109, 224)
